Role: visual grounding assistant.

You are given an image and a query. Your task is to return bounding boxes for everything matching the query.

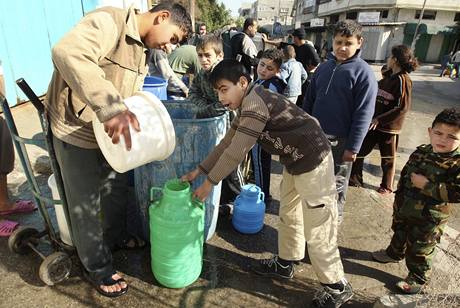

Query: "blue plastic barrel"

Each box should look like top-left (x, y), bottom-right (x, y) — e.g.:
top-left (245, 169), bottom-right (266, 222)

top-left (134, 100), bottom-right (228, 242)
top-left (143, 76), bottom-right (168, 100)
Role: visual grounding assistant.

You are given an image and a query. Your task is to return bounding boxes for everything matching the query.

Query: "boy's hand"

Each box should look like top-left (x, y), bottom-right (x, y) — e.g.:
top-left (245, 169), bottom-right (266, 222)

top-left (342, 150), bottom-right (357, 162)
top-left (307, 64), bottom-right (317, 72)
top-left (369, 119), bottom-right (379, 130)
top-left (103, 110), bottom-right (140, 151)
top-left (410, 173), bottom-right (429, 189)
top-left (180, 168), bottom-right (200, 183)
top-left (194, 179), bottom-right (213, 202)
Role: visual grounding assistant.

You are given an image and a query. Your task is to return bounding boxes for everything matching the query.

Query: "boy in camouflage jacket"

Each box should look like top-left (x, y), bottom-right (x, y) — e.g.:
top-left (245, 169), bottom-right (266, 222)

top-left (372, 108), bottom-right (460, 294)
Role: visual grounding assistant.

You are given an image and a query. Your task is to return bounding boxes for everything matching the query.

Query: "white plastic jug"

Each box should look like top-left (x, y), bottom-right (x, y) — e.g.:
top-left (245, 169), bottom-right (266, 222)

top-left (92, 91), bottom-right (176, 173)
top-left (48, 174), bottom-right (73, 246)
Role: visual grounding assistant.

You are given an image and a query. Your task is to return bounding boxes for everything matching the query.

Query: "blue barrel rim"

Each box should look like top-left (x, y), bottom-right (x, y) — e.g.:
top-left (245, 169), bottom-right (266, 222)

top-left (167, 114), bottom-right (227, 123)
top-left (162, 100), bottom-right (228, 123)
top-left (144, 75), bottom-right (168, 87)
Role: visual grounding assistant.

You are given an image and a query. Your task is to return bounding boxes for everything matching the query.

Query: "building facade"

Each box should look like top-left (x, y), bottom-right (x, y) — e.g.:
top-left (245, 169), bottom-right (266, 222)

top-left (238, 2), bottom-right (253, 19)
top-left (292, 0), bottom-right (460, 63)
top-left (247, 0), bottom-right (295, 27)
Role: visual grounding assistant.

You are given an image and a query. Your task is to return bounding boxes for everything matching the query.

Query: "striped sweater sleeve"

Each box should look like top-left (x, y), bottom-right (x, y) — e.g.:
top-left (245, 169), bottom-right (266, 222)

top-left (198, 91), bottom-right (269, 185)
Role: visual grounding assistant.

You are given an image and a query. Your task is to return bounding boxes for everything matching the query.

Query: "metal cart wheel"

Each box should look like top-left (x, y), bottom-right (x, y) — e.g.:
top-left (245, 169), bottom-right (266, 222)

top-left (39, 251), bottom-right (72, 286)
top-left (8, 226), bottom-right (40, 255)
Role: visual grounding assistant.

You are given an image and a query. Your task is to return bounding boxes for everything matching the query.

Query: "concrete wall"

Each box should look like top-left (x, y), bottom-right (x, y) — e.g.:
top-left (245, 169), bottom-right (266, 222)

top-left (254, 0), bottom-right (294, 26)
top-left (361, 26), bottom-right (394, 62)
top-left (318, 0), bottom-right (397, 16)
top-left (386, 25), bottom-right (406, 52)
top-left (426, 34), bottom-right (444, 62)
top-left (396, 0), bottom-right (460, 11)
top-left (318, 0), bottom-right (460, 17)
top-left (397, 9), bottom-right (457, 25)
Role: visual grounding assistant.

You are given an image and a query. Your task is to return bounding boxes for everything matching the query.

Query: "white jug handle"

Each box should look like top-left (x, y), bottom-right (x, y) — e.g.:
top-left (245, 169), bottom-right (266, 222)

top-left (260, 191), bottom-right (265, 202)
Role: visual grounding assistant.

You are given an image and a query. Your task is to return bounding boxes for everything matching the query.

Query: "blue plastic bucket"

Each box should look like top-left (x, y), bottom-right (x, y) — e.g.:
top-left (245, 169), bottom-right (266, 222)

top-left (134, 100), bottom-right (228, 242)
top-left (143, 76), bottom-right (168, 100)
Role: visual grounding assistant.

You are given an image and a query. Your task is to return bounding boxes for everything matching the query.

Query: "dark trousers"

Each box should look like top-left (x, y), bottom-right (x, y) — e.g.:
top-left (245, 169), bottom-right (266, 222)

top-left (350, 130), bottom-right (398, 191)
top-left (53, 135), bottom-right (129, 281)
top-left (251, 143), bottom-right (271, 200)
top-left (219, 111), bottom-right (244, 204)
top-left (220, 167), bottom-right (244, 205)
top-left (296, 79), bottom-right (310, 108)
top-left (0, 117), bottom-right (14, 174)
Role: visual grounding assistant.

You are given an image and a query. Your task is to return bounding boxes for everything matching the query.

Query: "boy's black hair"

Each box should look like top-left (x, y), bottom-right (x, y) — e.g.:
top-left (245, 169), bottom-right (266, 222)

top-left (333, 20), bottom-right (363, 40)
top-left (292, 28), bottom-right (306, 40)
top-left (209, 59), bottom-right (252, 88)
top-left (283, 45), bottom-right (296, 59)
top-left (150, 3), bottom-right (192, 43)
top-left (196, 34), bottom-right (223, 55)
top-left (243, 18), bottom-right (256, 31)
top-left (260, 48), bottom-right (283, 69)
top-left (432, 108), bottom-right (460, 129)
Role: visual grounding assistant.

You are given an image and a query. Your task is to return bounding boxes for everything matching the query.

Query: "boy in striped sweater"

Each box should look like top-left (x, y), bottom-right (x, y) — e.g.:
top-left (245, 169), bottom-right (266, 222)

top-left (181, 59), bottom-right (353, 308)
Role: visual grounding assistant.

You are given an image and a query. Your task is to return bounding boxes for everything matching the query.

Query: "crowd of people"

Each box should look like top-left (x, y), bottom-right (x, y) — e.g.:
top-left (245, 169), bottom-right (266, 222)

top-left (1, 2), bottom-right (460, 307)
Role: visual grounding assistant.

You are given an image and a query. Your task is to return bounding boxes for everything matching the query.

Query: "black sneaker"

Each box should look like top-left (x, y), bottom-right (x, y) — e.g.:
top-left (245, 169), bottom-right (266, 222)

top-left (311, 280), bottom-right (353, 308)
top-left (251, 255), bottom-right (294, 279)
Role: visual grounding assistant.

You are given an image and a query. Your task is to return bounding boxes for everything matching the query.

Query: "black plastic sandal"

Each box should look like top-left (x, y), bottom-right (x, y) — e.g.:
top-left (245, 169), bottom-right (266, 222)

top-left (83, 271), bottom-right (128, 298)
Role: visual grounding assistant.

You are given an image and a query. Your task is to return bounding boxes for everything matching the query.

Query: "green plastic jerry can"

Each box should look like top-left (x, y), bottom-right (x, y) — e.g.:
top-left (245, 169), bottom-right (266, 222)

top-left (149, 179), bottom-right (204, 288)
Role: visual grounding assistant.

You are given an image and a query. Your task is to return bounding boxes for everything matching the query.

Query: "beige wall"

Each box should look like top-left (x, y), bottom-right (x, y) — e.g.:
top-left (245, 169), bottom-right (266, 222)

top-left (396, 0), bottom-right (460, 11)
top-left (398, 9), bottom-right (457, 25)
top-left (318, 0), bottom-right (397, 16)
top-left (318, 0), bottom-right (460, 17)
top-left (426, 34), bottom-right (444, 62)
top-left (254, 0), bottom-right (294, 26)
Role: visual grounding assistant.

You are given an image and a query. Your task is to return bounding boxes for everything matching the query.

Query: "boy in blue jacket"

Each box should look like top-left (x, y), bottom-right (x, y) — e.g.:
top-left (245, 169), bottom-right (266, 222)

top-left (280, 45), bottom-right (308, 104)
top-left (252, 48), bottom-right (286, 202)
top-left (303, 20), bottom-right (377, 222)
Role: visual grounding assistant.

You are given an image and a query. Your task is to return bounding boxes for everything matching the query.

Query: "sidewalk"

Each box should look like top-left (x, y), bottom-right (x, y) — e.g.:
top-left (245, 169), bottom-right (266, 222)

top-left (0, 66), bottom-right (459, 307)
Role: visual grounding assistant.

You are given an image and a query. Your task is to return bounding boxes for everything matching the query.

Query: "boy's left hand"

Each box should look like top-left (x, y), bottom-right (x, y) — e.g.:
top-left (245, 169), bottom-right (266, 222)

top-left (342, 150), bottom-right (357, 162)
top-left (410, 173), bottom-right (429, 189)
top-left (369, 119), bottom-right (379, 130)
top-left (194, 179), bottom-right (213, 202)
